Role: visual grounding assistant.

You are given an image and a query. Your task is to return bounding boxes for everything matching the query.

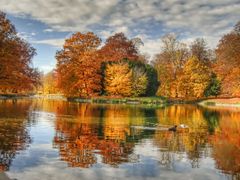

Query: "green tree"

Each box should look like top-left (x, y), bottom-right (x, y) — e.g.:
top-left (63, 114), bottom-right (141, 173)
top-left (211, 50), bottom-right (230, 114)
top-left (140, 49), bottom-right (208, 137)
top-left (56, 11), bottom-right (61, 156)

top-left (204, 73), bottom-right (221, 97)
top-left (145, 64), bottom-right (159, 96)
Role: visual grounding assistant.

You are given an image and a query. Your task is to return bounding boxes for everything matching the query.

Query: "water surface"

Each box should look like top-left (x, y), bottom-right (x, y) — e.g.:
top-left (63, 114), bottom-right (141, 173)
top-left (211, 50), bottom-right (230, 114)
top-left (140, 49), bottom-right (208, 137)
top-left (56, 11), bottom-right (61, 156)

top-left (0, 99), bottom-right (239, 180)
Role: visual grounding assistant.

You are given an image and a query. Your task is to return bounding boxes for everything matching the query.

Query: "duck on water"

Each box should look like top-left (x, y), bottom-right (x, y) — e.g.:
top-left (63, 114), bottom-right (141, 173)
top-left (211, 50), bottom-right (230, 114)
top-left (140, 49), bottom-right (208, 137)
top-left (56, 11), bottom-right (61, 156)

top-left (131, 124), bottom-right (188, 132)
top-left (168, 125), bottom-right (177, 132)
top-left (168, 124), bottom-right (189, 131)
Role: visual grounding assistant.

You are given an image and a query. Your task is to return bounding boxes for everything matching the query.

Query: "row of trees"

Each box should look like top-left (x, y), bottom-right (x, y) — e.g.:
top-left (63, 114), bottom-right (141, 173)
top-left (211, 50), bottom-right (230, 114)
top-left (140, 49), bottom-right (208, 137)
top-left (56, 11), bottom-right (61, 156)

top-left (154, 22), bottom-right (240, 99)
top-left (0, 12), bottom-right (40, 93)
top-left (1, 10), bottom-right (239, 99)
top-left (56, 21), bottom-right (239, 99)
top-left (153, 36), bottom-right (220, 99)
top-left (56, 32), bottom-right (158, 97)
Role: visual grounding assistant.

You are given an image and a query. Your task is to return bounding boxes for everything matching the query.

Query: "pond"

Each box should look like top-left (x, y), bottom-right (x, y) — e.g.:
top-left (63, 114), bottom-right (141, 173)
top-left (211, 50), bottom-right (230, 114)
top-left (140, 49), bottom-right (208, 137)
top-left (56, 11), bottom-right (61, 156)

top-left (0, 99), bottom-right (239, 180)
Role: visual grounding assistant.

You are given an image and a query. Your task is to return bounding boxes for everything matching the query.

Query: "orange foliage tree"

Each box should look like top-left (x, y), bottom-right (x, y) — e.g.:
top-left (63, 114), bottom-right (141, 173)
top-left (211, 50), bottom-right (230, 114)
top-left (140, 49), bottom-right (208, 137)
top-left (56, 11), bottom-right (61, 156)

top-left (104, 61), bottom-right (132, 97)
top-left (153, 34), bottom-right (218, 99)
top-left (100, 33), bottom-right (139, 62)
top-left (56, 32), bottom-right (102, 97)
top-left (215, 21), bottom-right (240, 96)
top-left (0, 12), bottom-right (40, 93)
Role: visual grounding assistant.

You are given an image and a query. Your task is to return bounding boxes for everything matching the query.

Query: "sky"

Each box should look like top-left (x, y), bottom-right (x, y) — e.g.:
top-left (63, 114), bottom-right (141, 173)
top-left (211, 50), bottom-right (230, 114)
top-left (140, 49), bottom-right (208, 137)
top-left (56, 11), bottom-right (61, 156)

top-left (0, 0), bottom-right (239, 73)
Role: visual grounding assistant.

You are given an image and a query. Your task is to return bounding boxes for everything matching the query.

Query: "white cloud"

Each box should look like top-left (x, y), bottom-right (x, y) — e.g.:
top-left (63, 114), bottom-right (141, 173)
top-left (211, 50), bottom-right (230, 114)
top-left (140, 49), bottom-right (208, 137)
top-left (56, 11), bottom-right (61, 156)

top-left (43, 29), bottom-right (54, 32)
top-left (1, 0), bottom-right (238, 34)
top-left (182, 36), bottom-right (221, 49)
top-left (0, 0), bottom-right (120, 32)
top-left (38, 64), bottom-right (55, 74)
top-left (17, 31), bottom-right (35, 40)
top-left (98, 26), bottom-right (129, 40)
top-left (32, 38), bottom-right (65, 47)
top-left (138, 35), bottom-right (163, 60)
top-left (1, 0), bottom-right (239, 57)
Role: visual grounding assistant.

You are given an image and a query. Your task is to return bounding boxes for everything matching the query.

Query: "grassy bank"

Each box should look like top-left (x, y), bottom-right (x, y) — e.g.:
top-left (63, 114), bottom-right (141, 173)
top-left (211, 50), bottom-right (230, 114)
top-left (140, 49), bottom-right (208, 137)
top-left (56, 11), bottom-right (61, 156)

top-left (199, 98), bottom-right (240, 107)
top-left (1, 93), bottom-right (240, 108)
top-left (68, 96), bottom-right (168, 105)
top-left (0, 94), bottom-right (31, 99)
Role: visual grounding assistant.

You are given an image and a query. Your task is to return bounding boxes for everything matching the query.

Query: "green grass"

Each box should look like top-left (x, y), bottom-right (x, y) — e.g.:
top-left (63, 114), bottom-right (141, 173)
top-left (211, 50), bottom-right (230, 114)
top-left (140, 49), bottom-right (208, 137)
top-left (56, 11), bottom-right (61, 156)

top-left (70, 96), bottom-right (168, 105)
top-left (204, 101), bottom-right (216, 106)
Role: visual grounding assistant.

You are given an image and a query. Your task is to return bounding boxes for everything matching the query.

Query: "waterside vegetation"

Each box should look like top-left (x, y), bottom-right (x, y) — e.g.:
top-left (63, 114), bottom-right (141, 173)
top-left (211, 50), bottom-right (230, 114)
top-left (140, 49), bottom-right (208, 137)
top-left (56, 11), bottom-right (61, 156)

top-left (0, 11), bottom-right (239, 105)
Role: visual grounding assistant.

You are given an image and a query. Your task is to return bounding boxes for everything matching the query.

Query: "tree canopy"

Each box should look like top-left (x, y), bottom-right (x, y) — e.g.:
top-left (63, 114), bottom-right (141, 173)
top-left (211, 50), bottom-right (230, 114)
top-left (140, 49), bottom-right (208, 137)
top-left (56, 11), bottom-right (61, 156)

top-left (0, 12), bottom-right (40, 93)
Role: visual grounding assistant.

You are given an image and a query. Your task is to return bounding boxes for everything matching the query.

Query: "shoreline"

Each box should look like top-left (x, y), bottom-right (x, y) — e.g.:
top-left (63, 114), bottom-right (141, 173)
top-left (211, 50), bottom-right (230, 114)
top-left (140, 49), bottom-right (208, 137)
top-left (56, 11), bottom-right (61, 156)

top-left (67, 96), bottom-right (168, 106)
top-left (198, 98), bottom-right (240, 108)
top-left (1, 94), bottom-right (240, 107)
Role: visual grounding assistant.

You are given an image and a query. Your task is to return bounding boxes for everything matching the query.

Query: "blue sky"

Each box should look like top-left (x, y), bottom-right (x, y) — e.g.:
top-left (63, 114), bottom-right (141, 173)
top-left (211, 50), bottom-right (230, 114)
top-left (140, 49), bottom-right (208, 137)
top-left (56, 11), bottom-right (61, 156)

top-left (0, 0), bottom-right (239, 73)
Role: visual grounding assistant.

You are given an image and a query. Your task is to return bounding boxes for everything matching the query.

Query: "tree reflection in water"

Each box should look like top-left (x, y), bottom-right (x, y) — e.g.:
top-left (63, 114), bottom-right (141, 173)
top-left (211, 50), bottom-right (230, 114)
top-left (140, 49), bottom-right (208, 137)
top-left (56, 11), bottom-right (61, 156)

top-left (154, 105), bottom-right (210, 169)
top-left (53, 104), bottom-right (140, 168)
top-left (154, 105), bottom-right (240, 179)
top-left (52, 102), bottom-right (240, 179)
top-left (0, 99), bottom-right (239, 179)
top-left (0, 100), bottom-right (32, 171)
top-left (210, 108), bottom-right (240, 180)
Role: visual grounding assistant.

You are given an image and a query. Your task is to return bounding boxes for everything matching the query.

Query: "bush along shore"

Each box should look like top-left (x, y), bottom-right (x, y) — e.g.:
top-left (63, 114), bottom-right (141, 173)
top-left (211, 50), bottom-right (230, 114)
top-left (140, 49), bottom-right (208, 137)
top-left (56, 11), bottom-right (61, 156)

top-left (67, 96), bottom-right (240, 107)
top-left (1, 93), bottom-right (240, 108)
top-left (0, 94), bottom-right (32, 99)
top-left (67, 96), bottom-right (168, 106)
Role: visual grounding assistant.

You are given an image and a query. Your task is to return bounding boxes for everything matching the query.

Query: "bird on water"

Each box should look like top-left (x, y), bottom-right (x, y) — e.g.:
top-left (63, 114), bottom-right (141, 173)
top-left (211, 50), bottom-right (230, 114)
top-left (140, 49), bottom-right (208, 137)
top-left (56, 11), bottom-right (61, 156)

top-left (168, 125), bottom-right (177, 132)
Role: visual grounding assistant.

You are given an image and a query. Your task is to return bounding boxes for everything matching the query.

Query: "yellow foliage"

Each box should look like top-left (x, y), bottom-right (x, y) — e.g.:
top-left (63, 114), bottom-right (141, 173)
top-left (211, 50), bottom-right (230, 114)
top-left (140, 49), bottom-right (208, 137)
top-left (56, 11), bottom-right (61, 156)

top-left (178, 56), bottom-right (211, 98)
top-left (104, 62), bottom-right (132, 97)
top-left (42, 71), bottom-right (59, 94)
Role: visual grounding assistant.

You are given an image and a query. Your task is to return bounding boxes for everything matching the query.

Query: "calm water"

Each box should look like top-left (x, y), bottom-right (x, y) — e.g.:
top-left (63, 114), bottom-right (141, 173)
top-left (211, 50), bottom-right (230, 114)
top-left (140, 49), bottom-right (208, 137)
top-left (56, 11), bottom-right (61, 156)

top-left (0, 99), bottom-right (239, 180)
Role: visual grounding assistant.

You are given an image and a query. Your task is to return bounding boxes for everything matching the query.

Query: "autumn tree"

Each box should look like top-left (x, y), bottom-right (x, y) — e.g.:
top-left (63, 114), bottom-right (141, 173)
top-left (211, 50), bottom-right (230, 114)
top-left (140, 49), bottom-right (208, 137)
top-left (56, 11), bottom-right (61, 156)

top-left (42, 70), bottom-right (59, 94)
top-left (154, 55), bottom-right (175, 97)
top-left (137, 53), bottom-right (150, 64)
top-left (100, 33), bottom-right (139, 62)
top-left (154, 33), bottom-right (188, 97)
top-left (178, 56), bottom-right (211, 98)
top-left (56, 32), bottom-right (102, 97)
top-left (215, 21), bottom-right (240, 96)
top-left (154, 34), bottom-right (221, 99)
top-left (104, 61), bottom-right (132, 97)
top-left (0, 12), bottom-right (40, 93)
top-left (131, 66), bottom-right (148, 97)
top-left (190, 38), bottom-right (215, 63)
top-left (160, 33), bottom-right (188, 75)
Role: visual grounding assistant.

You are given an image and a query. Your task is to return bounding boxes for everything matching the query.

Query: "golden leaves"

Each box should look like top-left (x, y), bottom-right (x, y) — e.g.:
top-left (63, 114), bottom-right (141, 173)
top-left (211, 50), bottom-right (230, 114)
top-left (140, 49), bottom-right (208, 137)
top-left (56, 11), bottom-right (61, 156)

top-left (104, 62), bottom-right (132, 97)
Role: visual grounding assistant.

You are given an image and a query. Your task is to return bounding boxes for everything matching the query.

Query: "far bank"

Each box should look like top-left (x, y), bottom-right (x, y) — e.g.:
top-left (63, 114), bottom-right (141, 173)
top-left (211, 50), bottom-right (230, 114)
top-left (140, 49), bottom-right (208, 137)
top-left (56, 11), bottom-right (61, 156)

top-left (1, 94), bottom-right (240, 108)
